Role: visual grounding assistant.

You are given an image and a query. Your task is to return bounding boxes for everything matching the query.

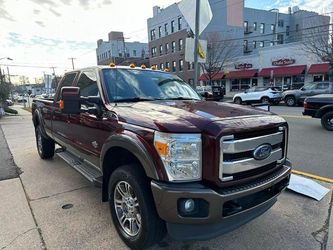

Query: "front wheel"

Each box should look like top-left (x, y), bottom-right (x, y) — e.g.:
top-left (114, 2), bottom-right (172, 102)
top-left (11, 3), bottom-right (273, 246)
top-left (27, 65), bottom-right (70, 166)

top-left (285, 96), bottom-right (296, 106)
top-left (108, 165), bottom-right (166, 249)
top-left (35, 125), bottom-right (55, 159)
top-left (321, 112), bottom-right (333, 131)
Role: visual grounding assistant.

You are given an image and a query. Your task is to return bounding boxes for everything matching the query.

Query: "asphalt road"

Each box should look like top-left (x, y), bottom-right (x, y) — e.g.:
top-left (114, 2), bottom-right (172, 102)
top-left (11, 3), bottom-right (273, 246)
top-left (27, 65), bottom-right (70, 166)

top-left (270, 106), bottom-right (333, 179)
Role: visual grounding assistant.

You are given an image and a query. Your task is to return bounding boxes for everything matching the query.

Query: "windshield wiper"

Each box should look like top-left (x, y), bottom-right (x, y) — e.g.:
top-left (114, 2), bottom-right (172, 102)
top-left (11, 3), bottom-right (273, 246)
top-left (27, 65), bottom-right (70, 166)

top-left (163, 97), bottom-right (199, 100)
top-left (114, 97), bottom-right (156, 103)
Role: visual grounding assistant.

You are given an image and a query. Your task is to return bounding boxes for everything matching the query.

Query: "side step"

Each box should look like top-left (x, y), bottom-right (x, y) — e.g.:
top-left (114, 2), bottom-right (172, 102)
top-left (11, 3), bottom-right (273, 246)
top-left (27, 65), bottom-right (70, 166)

top-left (56, 150), bottom-right (102, 187)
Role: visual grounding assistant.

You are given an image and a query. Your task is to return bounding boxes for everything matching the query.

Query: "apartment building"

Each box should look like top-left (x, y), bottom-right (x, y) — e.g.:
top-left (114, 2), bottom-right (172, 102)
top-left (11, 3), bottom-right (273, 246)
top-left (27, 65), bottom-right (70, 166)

top-left (147, 1), bottom-right (330, 95)
top-left (96, 31), bottom-right (149, 66)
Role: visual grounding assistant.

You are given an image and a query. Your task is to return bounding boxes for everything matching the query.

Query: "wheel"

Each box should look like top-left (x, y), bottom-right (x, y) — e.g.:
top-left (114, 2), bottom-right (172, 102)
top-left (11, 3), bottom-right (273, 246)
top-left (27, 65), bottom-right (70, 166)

top-left (321, 111), bottom-right (333, 131)
top-left (234, 97), bottom-right (242, 105)
top-left (285, 96), bottom-right (296, 106)
top-left (261, 96), bottom-right (270, 104)
top-left (108, 165), bottom-right (166, 249)
top-left (35, 125), bottom-right (55, 159)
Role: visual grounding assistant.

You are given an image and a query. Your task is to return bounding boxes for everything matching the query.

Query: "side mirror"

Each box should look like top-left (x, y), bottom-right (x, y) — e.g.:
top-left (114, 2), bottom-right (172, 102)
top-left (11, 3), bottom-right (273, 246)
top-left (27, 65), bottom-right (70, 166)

top-left (244, 90), bottom-right (248, 93)
top-left (59, 87), bottom-right (81, 114)
top-left (300, 87), bottom-right (305, 91)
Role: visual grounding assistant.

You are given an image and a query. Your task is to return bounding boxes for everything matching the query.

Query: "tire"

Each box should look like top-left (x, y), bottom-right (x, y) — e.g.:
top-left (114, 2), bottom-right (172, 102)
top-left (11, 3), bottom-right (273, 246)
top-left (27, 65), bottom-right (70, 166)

top-left (108, 165), bottom-right (166, 249)
top-left (285, 96), bottom-right (296, 106)
top-left (261, 96), bottom-right (270, 104)
top-left (321, 111), bottom-right (333, 131)
top-left (234, 97), bottom-right (242, 105)
top-left (35, 125), bottom-right (55, 159)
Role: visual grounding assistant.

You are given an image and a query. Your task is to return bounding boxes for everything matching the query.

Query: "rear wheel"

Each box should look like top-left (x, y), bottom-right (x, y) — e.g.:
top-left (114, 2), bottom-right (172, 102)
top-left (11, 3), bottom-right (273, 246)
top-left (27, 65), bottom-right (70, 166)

top-left (234, 97), bottom-right (242, 105)
top-left (321, 111), bottom-right (333, 131)
top-left (35, 125), bottom-right (55, 159)
top-left (285, 96), bottom-right (296, 106)
top-left (261, 96), bottom-right (270, 104)
top-left (108, 165), bottom-right (166, 249)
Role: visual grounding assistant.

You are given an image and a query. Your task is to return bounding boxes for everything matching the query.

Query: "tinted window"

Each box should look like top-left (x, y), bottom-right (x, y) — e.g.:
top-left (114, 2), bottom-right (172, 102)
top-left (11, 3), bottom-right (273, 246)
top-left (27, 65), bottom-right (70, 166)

top-left (103, 69), bottom-right (200, 102)
top-left (316, 82), bottom-right (329, 90)
top-left (255, 87), bottom-right (268, 92)
top-left (56, 73), bottom-right (77, 100)
top-left (77, 71), bottom-right (99, 97)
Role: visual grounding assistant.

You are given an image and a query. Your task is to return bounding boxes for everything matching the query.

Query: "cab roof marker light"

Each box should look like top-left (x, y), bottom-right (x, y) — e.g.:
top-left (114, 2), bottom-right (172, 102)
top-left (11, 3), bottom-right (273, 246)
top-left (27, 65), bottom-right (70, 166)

top-left (141, 64), bottom-right (147, 69)
top-left (129, 63), bottom-right (136, 68)
top-left (109, 63), bottom-right (116, 67)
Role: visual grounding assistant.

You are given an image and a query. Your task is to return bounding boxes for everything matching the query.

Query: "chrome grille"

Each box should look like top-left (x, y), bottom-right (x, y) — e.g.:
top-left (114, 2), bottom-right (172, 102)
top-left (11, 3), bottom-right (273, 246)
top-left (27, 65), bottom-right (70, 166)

top-left (219, 126), bottom-right (287, 182)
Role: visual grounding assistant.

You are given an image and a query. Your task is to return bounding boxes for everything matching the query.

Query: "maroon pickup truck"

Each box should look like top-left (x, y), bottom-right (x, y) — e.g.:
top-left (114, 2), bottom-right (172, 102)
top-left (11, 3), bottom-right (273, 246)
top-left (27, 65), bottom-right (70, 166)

top-left (32, 65), bottom-right (291, 249)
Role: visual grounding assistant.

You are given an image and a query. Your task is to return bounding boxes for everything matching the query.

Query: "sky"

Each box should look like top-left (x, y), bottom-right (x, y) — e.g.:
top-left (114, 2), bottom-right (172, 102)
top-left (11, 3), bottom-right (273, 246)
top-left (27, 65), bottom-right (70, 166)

top-left (0, 0), bottom-right (332, 83)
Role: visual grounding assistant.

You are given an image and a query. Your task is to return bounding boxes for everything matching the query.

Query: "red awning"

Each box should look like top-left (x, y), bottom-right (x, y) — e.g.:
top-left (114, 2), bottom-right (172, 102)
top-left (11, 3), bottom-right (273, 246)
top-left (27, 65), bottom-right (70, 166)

top-left (258, 65), bottom-right (306, 77)
top-left (308, 63), bottom-right (329, 74)
top-left (225, 69), bottom-right (258, 79)
top-left (199, 72), bottom-right (224, 81)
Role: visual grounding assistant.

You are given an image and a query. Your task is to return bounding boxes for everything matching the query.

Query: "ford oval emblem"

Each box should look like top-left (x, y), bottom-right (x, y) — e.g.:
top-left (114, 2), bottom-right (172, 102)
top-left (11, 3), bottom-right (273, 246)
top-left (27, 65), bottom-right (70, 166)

top-left (253, 144), bottom-right (272, 160)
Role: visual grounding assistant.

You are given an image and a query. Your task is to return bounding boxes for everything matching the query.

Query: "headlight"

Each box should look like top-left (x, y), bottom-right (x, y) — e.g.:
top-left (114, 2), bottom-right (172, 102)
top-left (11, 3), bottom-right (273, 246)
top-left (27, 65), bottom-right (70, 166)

top-left (154, 132), bottom-right (202, 181)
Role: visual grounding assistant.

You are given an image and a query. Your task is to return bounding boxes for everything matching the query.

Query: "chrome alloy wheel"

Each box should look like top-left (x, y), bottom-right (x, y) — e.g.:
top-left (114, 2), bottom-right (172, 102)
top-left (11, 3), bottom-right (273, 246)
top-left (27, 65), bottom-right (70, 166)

top-left (114, 181), bottom-right (142, 237)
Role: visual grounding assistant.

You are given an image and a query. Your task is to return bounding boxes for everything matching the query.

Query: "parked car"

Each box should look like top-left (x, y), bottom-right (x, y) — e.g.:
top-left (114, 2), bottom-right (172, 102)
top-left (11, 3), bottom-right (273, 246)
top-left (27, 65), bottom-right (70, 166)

top-left (32, 65), bottom-right (291, 249)
top-left (233, 87), bottom-right (282, 105)
top-left (283, 82), bottom-right (333, 106)
top-left (5, 99), bottom-right (13, 106)
top-left (303, 94), bottom-right (333, 131)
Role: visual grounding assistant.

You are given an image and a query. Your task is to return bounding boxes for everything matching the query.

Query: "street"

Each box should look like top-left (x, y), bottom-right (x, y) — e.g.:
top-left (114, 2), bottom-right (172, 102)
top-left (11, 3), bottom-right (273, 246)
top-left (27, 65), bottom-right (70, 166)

top-left (0, 105), bottom-right (332, 250)
top-left (271, 106), bottom-right (333, 179)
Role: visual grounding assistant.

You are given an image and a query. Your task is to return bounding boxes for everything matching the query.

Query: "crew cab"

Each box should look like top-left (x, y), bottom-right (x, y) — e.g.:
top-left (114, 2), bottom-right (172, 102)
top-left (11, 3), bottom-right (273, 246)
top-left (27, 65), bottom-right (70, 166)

top-left (283, 81), bottom-right (333, 106)
top-left (32, 65), bottom-right (291, 249)
top-left (233, 87), bottom-right (282, 105)
top-left (303, 94), bottom-right (333, 131)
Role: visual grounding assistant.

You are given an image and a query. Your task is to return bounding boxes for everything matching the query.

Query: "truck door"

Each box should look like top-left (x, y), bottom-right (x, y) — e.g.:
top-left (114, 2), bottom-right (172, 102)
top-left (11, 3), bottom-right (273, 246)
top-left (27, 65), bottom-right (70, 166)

top-left (52, 72), bottom-right (78, 146)
top-left (71, 70), bottom-right (111, 166)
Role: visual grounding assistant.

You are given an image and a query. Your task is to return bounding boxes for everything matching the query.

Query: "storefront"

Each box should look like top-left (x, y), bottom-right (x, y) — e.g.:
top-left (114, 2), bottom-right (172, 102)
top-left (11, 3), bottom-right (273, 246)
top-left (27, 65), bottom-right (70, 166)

top-left (258, 65), bottom-right (306, 90)
top-left (308, 63), bottom-right (329, 82)
top-left (198, 72), bottom-right (226, 88)
top-left (225, 69), bottom-right (258, 91)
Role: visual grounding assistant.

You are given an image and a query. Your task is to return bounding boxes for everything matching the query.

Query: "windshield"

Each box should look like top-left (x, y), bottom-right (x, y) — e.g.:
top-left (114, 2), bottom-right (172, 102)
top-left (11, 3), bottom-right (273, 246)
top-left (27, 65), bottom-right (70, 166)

top-left (102, 69), bottom-right (201, 102)
top-left (302, 83), bottom-right (316, 90)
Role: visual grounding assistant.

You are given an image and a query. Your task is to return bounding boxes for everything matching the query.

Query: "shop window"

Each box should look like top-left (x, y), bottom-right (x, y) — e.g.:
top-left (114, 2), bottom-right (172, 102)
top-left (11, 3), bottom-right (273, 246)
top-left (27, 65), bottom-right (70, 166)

top-left (252, 78), bottom-right (258, 87)
top-left (313, 75), bottom-right (324, 82)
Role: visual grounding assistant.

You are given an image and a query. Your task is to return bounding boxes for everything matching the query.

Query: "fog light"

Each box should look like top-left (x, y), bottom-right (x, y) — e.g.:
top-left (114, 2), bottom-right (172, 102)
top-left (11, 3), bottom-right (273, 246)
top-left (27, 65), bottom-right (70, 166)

top-left (184, 199), bottom-right (195, 212)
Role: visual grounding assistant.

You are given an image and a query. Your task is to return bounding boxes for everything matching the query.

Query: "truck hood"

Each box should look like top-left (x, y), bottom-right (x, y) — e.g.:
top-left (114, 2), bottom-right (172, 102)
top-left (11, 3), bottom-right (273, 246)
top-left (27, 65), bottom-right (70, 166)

top-left (112, 100), bottom-right (278, 134)
top-left (283, 89), bottom-right (301, 97)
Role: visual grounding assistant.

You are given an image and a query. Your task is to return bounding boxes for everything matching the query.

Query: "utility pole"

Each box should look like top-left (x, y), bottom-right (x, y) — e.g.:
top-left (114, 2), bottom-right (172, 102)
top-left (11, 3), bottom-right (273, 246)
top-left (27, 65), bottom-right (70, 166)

top-left (68, 57), bottom-right (76, 70)
top-left (193, 0), bottom-right (200, 88)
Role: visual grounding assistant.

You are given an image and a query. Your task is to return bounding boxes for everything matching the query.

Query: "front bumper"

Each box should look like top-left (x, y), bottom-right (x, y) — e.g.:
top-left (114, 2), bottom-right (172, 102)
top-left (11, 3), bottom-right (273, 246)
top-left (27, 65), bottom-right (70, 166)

top-left (151, 160), bottom-right (291, 240)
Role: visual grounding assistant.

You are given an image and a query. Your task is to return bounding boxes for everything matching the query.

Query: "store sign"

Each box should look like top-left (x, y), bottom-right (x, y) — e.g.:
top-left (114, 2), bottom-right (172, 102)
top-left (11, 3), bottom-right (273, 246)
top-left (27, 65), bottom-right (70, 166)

top-left (272, 58), bottom-right (295, 66)
top-left (235, 63), bottom-right (253, 69)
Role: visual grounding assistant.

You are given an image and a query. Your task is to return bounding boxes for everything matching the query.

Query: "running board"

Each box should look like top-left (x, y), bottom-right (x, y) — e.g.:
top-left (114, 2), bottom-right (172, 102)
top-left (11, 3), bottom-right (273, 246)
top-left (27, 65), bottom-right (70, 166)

top-left (56, 150), bottom-right (102, 187)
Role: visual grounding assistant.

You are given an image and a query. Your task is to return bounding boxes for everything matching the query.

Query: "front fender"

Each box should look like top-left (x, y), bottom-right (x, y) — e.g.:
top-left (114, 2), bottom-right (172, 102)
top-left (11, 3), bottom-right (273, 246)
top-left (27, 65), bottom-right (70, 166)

top-left (100, 132), bottom-right (162, 181)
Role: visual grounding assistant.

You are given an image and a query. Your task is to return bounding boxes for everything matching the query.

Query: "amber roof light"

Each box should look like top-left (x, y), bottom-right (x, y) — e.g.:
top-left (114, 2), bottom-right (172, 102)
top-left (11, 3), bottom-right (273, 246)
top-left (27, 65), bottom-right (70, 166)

top-left (109, 63), bottom-right (116, 67)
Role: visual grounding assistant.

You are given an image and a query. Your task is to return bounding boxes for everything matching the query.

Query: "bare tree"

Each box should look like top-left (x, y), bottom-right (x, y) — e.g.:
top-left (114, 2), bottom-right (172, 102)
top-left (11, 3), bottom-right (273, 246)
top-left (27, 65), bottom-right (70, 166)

top-left (200, 32), bottom-right (239, 85)
top-left (301, 22), bottom-right (333, 80)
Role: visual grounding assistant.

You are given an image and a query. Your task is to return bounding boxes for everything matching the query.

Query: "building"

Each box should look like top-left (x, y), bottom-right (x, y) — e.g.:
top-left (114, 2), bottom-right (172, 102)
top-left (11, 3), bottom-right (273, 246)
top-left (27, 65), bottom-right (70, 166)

top-left (147, 1), bottom-right (330, 95)
top-left (96, 31), bottom-right (149, 66)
